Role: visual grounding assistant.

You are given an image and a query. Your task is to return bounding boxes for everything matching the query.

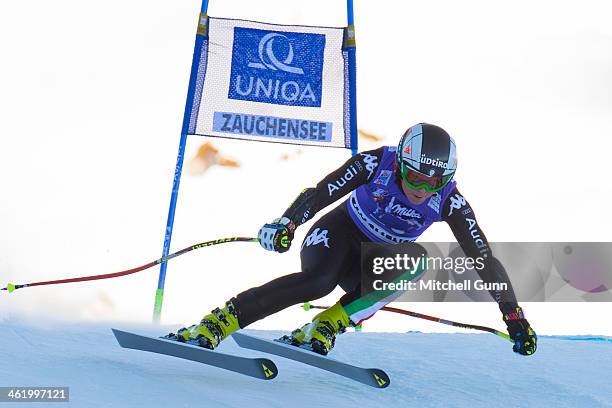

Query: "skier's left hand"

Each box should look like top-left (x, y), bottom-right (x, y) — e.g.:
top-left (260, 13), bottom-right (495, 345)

top-left (503, 306), bottom-right (537, 356)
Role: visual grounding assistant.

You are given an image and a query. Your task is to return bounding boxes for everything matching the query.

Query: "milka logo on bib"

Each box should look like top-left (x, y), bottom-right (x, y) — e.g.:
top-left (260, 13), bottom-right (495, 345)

top-left (229, 28), bottom-right (325, 107)
top-left (385, 196), bottom-right (422, 220)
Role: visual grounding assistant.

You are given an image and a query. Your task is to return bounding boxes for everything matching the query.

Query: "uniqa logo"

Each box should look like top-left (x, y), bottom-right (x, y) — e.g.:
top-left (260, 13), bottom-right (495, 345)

top-left (234, 32), bottom-right (316, 104)
top-left (248, 33), bottom-right (304, 74)
top-left (230, 27), bottom-right (324, 107)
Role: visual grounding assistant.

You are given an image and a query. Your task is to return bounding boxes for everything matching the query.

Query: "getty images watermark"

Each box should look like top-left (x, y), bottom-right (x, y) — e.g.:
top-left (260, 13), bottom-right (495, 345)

top-left (361, 242), bottom-right (612, 302)
top-left (370, 252), bottom-right (507, 292)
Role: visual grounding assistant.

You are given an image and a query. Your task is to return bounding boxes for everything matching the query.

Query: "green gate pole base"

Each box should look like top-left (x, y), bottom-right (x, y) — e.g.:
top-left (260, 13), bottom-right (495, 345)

top-left (152, 288), bottom-right (164, 323)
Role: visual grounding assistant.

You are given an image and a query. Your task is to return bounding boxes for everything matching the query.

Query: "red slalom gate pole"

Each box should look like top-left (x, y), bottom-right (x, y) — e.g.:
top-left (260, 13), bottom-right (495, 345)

top-left (303, 303), bottom-right (511, 341)
top-left (2, 237), bottom-right (258, 293)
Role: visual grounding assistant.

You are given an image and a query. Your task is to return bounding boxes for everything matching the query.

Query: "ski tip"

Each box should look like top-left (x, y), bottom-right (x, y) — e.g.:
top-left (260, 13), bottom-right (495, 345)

top-left (111, 328), bottom-right (126, 336)
top-left (111, 328), bottom-right (137, 348)
top-left (255, 358), bottom-right (278, 380)
top-left (111, 328), bottom-right (125, 344)
top-left (368, 369), bottom-right (390, 388)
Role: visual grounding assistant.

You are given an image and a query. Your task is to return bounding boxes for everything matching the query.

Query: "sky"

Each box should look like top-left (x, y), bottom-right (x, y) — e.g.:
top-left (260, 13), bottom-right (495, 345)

top-left (1, 0), bottom-right (611, 335)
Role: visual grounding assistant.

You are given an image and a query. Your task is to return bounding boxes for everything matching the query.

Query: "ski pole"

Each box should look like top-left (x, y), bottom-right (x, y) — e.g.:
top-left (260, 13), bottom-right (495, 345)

top-left (2, 237), bottom-right (258, 293)
top-left (303, 303), bottom-right (512, 342)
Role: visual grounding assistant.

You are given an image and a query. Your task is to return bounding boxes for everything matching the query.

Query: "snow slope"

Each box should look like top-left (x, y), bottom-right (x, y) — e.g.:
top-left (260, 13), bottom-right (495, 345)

top-left (1, 322), bottom-right (610, 408)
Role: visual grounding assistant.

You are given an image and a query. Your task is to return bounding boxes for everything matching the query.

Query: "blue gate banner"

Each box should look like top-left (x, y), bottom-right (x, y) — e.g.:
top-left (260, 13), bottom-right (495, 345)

top-left (186, 17), bottom-right (355, 149)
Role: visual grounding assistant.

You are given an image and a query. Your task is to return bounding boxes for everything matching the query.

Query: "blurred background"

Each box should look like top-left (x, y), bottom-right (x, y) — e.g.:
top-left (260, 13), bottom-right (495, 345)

top-left (1, 0), bottom-right (611, 334)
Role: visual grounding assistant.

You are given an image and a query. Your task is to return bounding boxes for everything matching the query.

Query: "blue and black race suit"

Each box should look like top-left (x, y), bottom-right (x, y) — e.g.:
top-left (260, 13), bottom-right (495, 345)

top-left (233, 147), bottom-right (518, 327)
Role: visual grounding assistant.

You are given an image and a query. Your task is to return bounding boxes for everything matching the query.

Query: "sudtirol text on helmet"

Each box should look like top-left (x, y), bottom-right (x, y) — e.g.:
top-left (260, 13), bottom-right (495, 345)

top-left (396, 123), bottom-right (457, 179)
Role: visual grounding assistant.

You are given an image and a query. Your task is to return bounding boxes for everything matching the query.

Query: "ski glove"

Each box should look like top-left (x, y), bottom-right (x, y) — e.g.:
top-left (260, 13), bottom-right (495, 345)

top-left (503, 306), bottom-right (537, 356)
top-left (258, 217), bottom-right (295, 253)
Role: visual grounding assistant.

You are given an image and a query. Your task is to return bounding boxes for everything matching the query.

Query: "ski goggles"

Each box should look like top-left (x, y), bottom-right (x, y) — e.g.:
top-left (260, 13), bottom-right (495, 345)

top-left (400, 164), bottom-right (453, 193)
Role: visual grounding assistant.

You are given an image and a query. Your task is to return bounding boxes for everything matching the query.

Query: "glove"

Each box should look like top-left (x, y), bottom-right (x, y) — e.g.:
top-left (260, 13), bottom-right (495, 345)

top-left (503, 306), bottom-right (537, 356)
top-left (258, 217), bottom-right (295, 253)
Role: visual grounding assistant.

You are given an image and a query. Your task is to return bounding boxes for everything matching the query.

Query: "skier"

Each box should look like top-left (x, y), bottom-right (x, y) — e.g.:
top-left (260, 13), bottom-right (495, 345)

top-left (171, 123), bottom-right (537, 356)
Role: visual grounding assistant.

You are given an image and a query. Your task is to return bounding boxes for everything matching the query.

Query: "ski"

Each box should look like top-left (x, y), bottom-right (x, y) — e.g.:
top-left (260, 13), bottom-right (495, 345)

top-left (111, 329), bottom-right (278, 380)
top-left (232, 332), bottom-right (390, 388)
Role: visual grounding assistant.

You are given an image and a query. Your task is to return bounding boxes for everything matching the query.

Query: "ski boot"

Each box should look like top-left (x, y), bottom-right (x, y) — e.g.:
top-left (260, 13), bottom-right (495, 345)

top-left (169, 300), bottom-right (240, 350)
top-left (282, 302), bottom-right (352, 355)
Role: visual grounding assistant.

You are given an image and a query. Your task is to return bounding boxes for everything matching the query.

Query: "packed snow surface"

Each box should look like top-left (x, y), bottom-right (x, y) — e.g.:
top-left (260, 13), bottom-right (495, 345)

top-left (1, 322), bottom-right (610, 408)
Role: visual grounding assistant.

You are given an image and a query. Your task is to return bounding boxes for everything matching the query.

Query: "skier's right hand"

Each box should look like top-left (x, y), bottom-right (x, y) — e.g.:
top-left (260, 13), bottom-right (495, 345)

top-left (258, 217), bottom-right (295, 253)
